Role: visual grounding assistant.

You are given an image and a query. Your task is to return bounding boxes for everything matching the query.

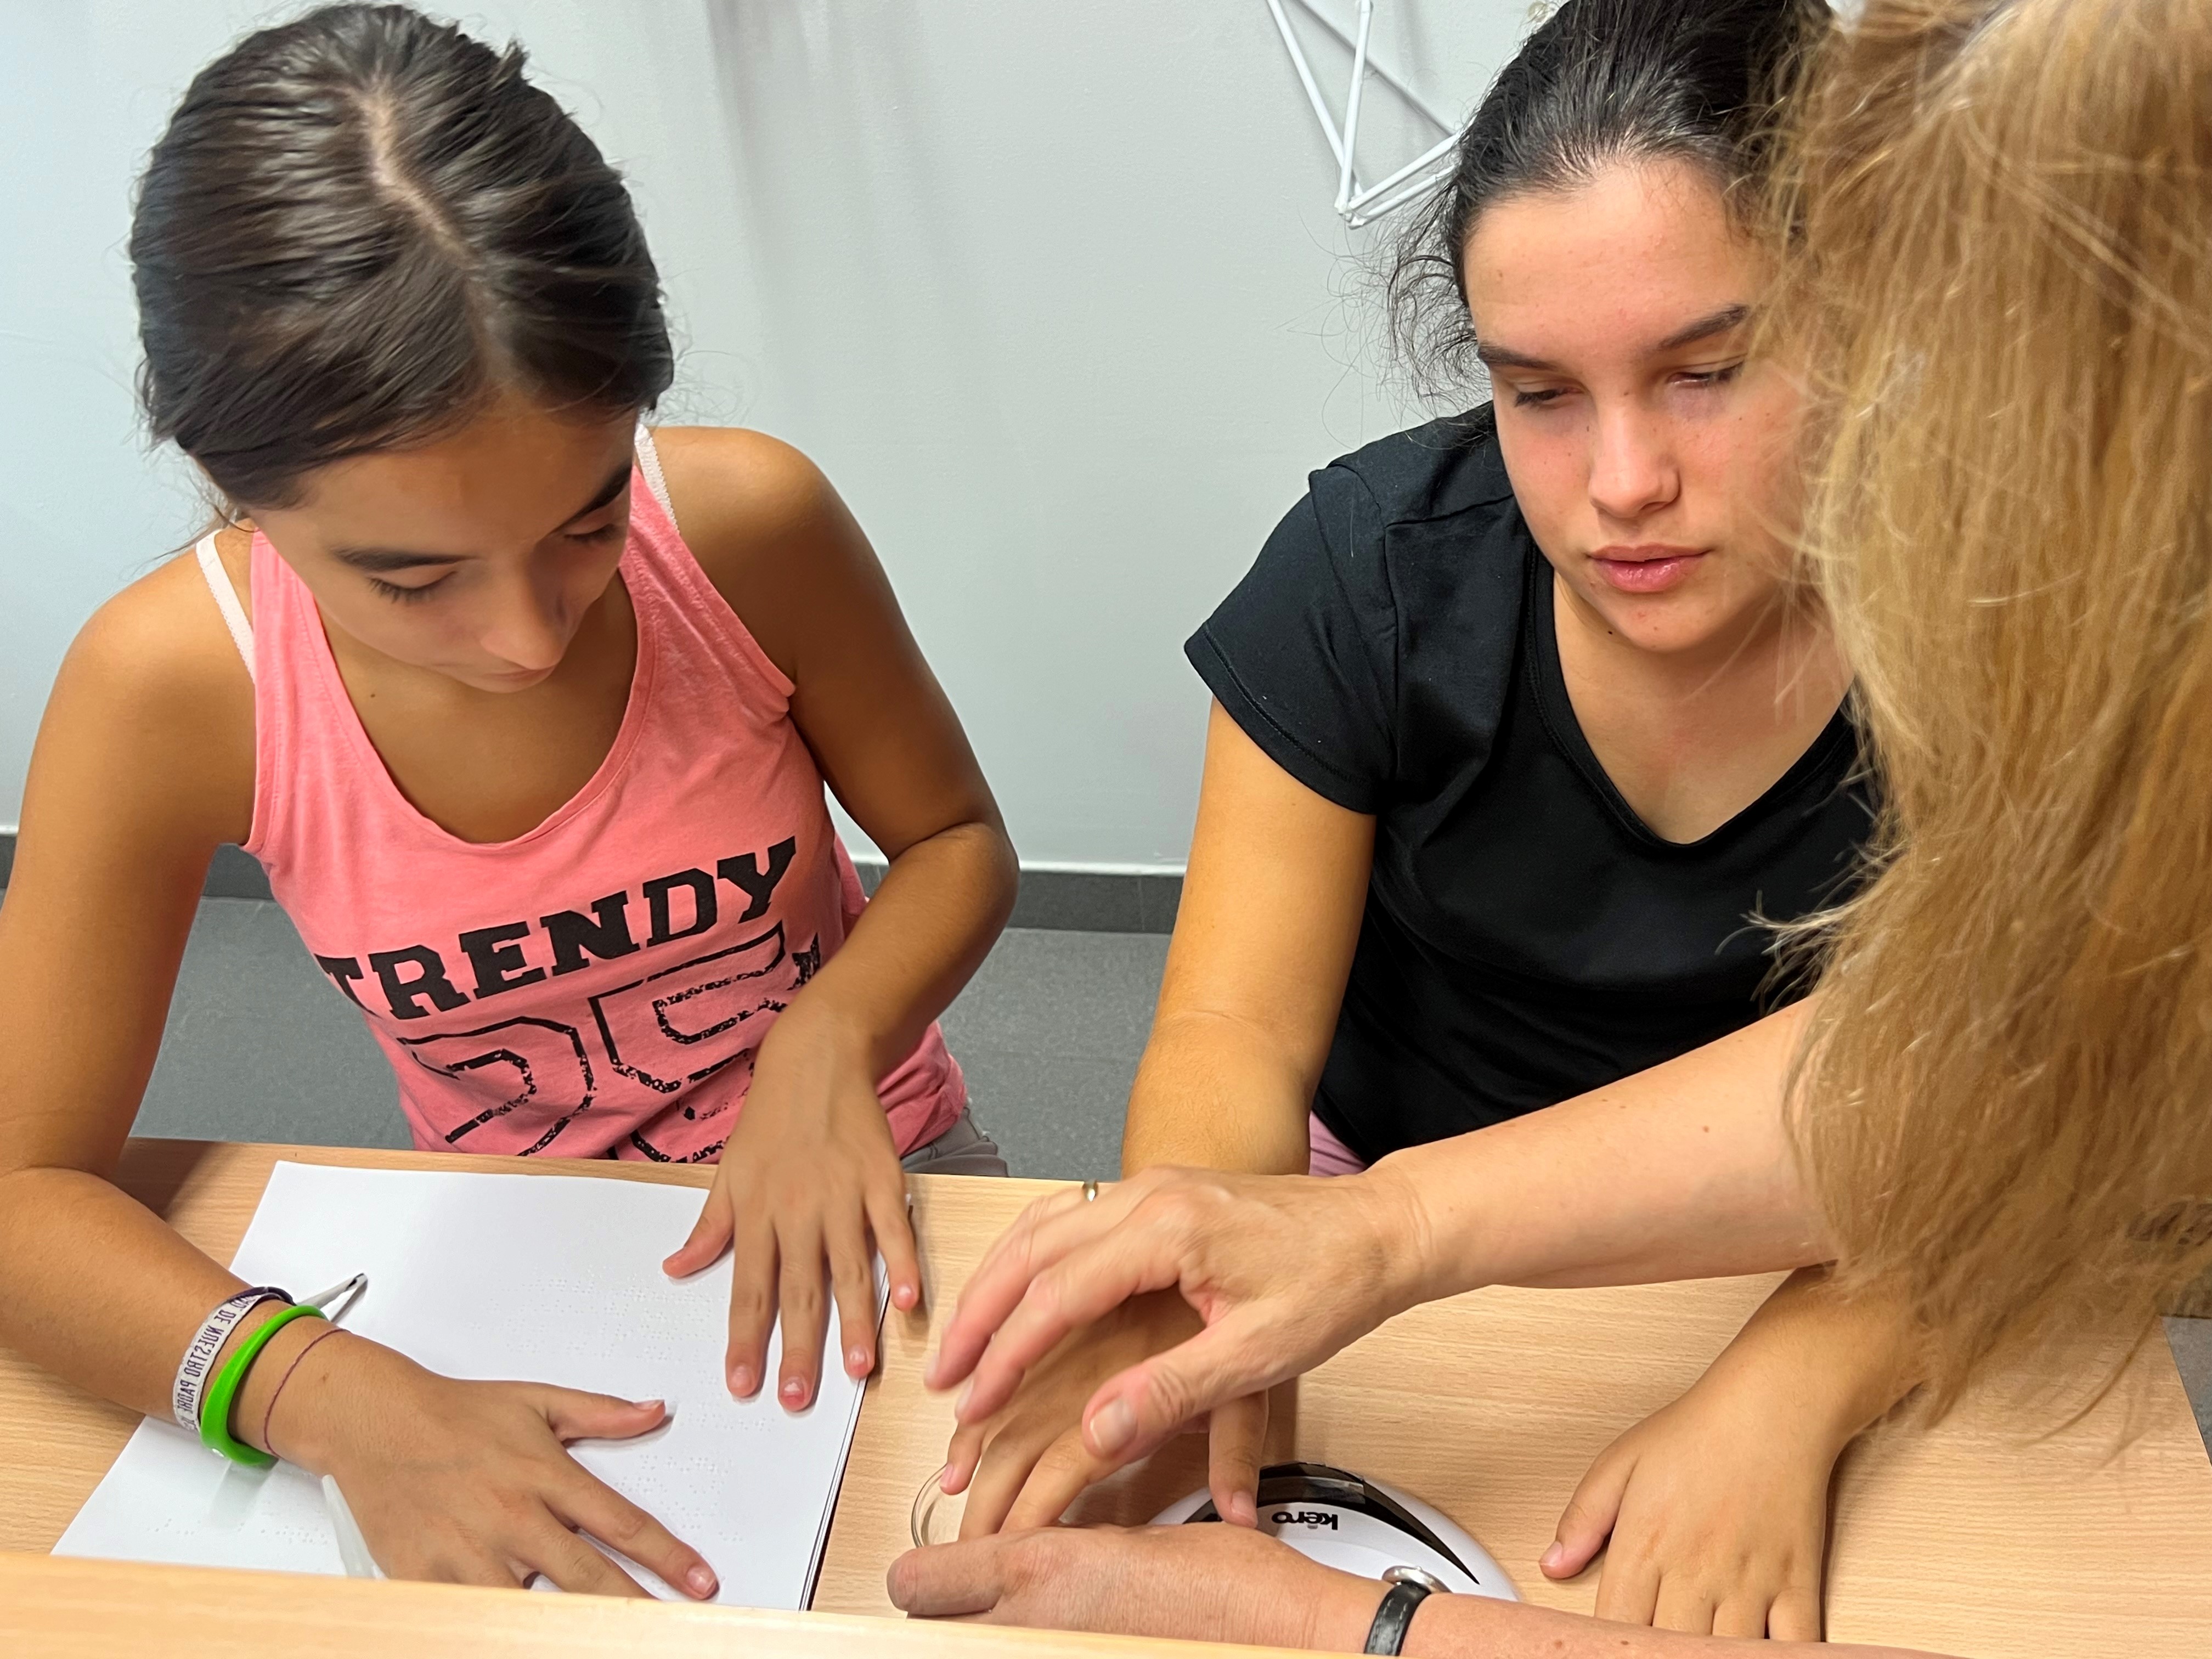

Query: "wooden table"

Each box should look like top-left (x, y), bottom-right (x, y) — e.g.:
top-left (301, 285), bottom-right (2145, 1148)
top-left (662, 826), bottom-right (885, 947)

top-left (4, 1141), bottom-right (2211, 1657)
top-left (0, 1554), bottom-right (1304, 1657)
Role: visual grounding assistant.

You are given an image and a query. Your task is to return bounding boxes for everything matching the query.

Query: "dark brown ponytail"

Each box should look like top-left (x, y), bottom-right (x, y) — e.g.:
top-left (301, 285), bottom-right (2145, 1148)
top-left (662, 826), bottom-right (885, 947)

top-left (131, 3), bottom-right (673, 507)
top-left (1387, 0), bottom-right (1820, 397)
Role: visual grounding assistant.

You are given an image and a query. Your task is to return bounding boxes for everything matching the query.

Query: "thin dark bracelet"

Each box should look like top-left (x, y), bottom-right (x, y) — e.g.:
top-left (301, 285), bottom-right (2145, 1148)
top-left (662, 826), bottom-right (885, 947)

top-left (256, 1323), bottom-right (346, 1459)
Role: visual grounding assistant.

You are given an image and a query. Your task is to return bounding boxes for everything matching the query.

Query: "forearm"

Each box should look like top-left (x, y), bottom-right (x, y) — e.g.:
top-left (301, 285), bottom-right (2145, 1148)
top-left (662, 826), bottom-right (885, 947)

top-left (1708, 1265), bottom-right (1920, 1443)
top-left (1121, 1010), bottom-right (1315, 1175)
top-left (1299, 1556), bottom-right (1936, 1655)
top-left (1368, 1003), bottom-right (1831, 1308)
top-left (1391, 1589), bottom-right (1938, 1658)
top-left (0, 1166), bottom-right (342, 1452)
top-left (775, 819), bottom-right (1015, 1076)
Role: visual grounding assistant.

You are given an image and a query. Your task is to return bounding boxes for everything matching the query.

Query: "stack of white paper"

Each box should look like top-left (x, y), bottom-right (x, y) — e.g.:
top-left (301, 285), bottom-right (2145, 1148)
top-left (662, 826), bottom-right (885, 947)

top-left (55, 1161), bottom-right (879, 1608)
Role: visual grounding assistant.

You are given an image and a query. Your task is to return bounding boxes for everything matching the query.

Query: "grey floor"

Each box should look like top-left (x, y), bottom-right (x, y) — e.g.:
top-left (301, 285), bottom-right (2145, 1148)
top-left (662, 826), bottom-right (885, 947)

top-left (127, 896), bottom-right (2212, 1455)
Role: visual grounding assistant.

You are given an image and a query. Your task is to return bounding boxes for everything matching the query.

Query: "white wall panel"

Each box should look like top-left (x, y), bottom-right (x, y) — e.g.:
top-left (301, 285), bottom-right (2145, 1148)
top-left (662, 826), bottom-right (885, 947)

top-left (0, 2), bottom-right (1532, 865)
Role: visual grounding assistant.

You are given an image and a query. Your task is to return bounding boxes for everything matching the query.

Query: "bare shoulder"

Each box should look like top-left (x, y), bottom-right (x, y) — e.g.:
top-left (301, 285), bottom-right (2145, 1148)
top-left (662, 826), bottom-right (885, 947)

top-left (69, 535), bottom-right (254, 712)
top-left (648, 426), bottom-right (847, 580)
top-left (647, 427), bottom-right (890, 677)
top-left (46, 535), bottom-right (257, 843)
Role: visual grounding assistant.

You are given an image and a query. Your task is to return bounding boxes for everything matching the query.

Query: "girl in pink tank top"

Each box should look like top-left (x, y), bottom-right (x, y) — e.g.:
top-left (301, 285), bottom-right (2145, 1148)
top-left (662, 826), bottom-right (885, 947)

top-left (211, 428), bottom-right (972, 1170)
top-left (0, 8), bottom-right (1013, 1599)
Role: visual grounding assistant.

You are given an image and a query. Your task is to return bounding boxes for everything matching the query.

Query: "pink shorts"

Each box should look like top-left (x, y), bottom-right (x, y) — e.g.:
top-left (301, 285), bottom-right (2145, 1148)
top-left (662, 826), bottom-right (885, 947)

top-left (1306, 1111), bottom-right (1368, 1177)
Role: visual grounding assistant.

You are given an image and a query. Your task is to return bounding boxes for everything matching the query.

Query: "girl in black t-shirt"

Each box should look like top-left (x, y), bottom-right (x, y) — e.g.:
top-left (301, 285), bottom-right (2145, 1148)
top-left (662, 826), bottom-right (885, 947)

top-left (945, 0), bottom-right (1905, 1641)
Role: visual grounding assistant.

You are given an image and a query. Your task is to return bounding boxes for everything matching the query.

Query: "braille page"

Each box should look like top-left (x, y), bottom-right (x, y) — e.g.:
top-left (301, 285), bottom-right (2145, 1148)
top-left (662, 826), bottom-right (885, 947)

top-left (55, 1162), bottom-right (883, 1609)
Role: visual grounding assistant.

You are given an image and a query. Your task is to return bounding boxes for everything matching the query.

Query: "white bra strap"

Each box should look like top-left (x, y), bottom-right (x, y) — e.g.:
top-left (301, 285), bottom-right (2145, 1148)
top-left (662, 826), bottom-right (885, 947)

top-left (194, 532), bottom-right (256, 684)
top-left (633, 421), bottom-right (679, 533)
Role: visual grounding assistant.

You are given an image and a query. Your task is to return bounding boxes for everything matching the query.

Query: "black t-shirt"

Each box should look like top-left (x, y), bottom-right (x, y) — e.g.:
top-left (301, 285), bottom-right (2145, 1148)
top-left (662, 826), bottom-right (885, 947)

top-left (1186, 408), bottom-right (1873, 1164)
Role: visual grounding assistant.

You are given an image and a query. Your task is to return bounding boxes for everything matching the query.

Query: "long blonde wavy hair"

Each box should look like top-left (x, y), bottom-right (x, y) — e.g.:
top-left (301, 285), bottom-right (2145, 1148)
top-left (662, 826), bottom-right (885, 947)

top-left (1776, 0), bottom-right (2212, 1413)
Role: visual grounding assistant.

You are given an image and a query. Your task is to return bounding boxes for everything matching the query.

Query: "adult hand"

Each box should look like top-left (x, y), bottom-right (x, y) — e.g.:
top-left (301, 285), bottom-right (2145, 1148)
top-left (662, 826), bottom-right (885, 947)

top-left (940, 1290), bottom-right (1271, 1534)
top-left (662, 1018), bottom-right (919, 1409)
top-left (925, 1165), bottom-right (1427, 1483)
top-left (268, 1333), bottom-right (718, 1597)
top-left (888, 1522), bottom-right (1380, 1649)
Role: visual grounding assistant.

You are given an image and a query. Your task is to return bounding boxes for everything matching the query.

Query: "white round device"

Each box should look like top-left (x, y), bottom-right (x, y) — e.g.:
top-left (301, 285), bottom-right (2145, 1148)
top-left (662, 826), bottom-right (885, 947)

top-left (1150, 1462), bottom-right (1519, 1602)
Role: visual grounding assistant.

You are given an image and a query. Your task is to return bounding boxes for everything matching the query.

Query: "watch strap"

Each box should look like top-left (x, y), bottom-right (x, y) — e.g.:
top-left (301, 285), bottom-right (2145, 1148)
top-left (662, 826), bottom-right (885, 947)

top-left (1363, 1577), bottom-right (1436, 1655)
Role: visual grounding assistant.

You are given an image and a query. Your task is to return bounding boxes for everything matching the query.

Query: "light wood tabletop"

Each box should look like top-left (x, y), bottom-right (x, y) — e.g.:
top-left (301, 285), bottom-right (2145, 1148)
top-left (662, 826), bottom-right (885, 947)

top-left (0, 1553), bottom-right (1311, 1657)
top-left (4, 1139), bottom-right (2210, 1658)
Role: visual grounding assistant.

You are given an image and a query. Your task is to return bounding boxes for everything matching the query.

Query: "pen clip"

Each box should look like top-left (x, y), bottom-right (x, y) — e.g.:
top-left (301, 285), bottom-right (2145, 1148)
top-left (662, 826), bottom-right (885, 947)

top-left (302, 1272), bottom-right (368, 1321)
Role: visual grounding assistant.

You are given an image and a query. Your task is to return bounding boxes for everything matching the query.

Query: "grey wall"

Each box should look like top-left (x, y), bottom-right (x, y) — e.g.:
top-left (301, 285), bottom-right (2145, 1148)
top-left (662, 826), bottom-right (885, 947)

top-left (0, 1), bottom-right (1530, 868)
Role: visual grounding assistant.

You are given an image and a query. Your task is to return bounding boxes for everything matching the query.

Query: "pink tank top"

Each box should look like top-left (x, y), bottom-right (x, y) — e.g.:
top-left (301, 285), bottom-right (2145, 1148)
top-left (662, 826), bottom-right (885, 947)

top-left (198, 428), bottom-right (966, 1163)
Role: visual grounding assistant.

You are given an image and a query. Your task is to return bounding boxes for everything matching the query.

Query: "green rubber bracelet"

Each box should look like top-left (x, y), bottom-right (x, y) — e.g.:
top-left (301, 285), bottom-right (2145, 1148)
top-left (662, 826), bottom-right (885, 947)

top-left (199, 1301), bottom-right (326, 1466)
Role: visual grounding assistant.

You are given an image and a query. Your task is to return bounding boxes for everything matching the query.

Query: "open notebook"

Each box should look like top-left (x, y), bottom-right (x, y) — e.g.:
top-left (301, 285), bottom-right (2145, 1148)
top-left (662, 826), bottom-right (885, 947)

top-left (55, 1161), bottom-right (882, 1608)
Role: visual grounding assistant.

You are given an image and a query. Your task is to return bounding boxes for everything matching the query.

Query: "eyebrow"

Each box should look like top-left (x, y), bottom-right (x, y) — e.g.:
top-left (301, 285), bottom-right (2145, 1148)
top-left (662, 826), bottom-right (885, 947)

top-left (328, 456), bottom-right (635, 573)
top-left (1655, 303), bottom-right (1752, 352)
top-left (1475, 303), bottom-right (1754, 375)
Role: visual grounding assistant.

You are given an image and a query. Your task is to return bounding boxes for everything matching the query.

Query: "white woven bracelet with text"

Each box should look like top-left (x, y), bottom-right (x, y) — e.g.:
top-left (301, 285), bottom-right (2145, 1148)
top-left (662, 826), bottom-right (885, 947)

top-left (171, 1286), bottom-right (290, 1432)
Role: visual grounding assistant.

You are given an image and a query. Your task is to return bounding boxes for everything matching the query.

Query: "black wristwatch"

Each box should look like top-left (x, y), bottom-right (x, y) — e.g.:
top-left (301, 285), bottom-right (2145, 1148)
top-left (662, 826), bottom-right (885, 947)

top-left (1364, 1564), bottom-right (1448, 1654)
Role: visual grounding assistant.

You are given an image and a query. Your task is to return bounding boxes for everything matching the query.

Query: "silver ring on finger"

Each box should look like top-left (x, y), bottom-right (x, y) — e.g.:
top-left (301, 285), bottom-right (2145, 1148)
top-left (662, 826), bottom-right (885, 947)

top-left (1081, 1180), bottom-right (1099, 1203)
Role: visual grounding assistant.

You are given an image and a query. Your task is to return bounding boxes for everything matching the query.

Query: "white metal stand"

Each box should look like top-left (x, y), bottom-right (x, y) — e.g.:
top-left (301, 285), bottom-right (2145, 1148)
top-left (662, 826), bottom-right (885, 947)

top-left (1265, 0), bottom-right (1462, 228)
